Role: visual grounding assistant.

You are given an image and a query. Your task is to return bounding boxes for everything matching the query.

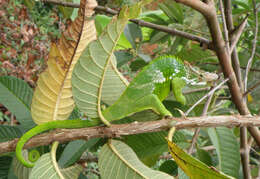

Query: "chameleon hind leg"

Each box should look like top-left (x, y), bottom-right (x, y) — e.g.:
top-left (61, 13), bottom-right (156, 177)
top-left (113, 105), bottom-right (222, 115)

top-left (132, 94), bottom-right (172, 117)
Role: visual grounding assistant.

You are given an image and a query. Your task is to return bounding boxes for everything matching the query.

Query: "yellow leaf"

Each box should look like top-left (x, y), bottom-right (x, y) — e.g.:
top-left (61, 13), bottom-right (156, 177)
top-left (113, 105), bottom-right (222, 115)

top-left (247, 93), bottom-right (253, 103)
top-left (167, 139), bottom-right (234, 179)
top-left (31, 0), bottom-right (97, 124)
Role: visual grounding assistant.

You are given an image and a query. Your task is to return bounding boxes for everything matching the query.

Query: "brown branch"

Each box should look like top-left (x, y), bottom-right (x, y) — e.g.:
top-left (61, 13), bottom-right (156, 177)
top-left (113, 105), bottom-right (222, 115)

top-left (219, 0), bottom-right (230, 53)
top-left (185, 78), bottom-right (229, 115)
top-left (188, 85), bottom-right (214, 154)
top-left (201, 62), bottom-right (260, 73)
top-left (229, 14), bottom-right (249, 55)
top-left (1, 115), bottom-right (260, 155)
top-left (42, 0), bottom-right (80, 7)
top-left (244, 0), bottom-right (258, 93)
top-left (224, 0), bottom-right (244, 89)
top-left (243, 80), bottom-right (260, 97)
top-left (174, 0), bottom-right (260, 150)
top-left (129, 19), bottom-right (212, 49)
top-left (223, 1), bottom-right (250, 177)
top-left (39, 0), bottom-right (213, 49)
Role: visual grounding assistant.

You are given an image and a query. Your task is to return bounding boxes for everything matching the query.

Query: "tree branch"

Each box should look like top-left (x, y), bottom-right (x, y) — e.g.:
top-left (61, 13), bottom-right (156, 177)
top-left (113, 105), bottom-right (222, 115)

top-left (1, 115), bottom-right (260, 155)
top-left (174, 0), bottom-right (260, 149)
top-left (40, 0), bottom-right (213, 49)
top-left (224, 0), bottom-right (243, 89)
top-left (244, 0), bottom-right (258, 93)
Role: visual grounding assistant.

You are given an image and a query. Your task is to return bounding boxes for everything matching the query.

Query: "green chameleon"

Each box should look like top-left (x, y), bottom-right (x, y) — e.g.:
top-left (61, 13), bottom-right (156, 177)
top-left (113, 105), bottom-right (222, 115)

top-left (15, 55), bottom-right (187, 168)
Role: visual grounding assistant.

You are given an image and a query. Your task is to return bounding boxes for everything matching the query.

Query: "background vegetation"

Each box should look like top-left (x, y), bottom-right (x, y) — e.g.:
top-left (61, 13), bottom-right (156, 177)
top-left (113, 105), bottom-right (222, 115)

top-left (0, 0), bottom-right (259, 178)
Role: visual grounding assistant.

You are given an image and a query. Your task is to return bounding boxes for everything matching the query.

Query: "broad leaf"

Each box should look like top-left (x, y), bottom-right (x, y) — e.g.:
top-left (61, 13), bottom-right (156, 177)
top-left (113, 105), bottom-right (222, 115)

top-left (29, 143), bottom-right (83, 179)
top-left (123, 130), bottom-right (187, 166)
top-left (124, 23), bottom-right (142, 49)
top-left (167, 139), bottom-right (234, 179)
top-left (0, 76), bottom-right (34, 128)
top-left (98, 140), bottom-right (173, 179)
top-left (176, 44), bottom-right (216, 63)
top-left (101, 58), bottom-right (129, 106)
top-left (30, 0), bottom-right (97, 124)
top-left (208, 127), bottom-right (240, 178)
top-left (0, 125), bottom-right (22, 142)
top-left (58, 138), bottom-right (99, 168)
top-left (159, 160), bottom-right (178, 176)
top-left (72, 4), bottom-right (140, 124)
top-left (114, 51), bottom-right (133, 68)
top-left (196, 147), bottom-right (213, 167)
top-left (159, 0), bottom-right (183, 23)
top-left (13, 151), bottom-right (32, 179)
top-left (0, 156), bottom-right (13, 179)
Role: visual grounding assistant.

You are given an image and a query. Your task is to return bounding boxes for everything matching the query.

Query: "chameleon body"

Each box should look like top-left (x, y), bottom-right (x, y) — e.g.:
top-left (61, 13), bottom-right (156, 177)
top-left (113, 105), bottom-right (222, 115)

top-left (102, 55), bottom-right (186, 121)
top-left (15, 55), bottom-right (186, 168)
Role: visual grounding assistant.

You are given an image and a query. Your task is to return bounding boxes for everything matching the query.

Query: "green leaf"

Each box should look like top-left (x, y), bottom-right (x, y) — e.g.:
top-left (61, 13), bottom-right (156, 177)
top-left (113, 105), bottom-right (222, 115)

top-left (101, 58), bottom-right (129, 106)
top-left (95, 15), bottom-right (132, 49)
top-left (13, 151), bottom-right (32, 179)
top-left (130, 59), bottom-right (148, 71)
top-left (176, 44), bottom-right (216, 63)
top-left (0, 156), bottom-right (13, 179)
top-left (98, 140), bottom-right (173, 179)
top-left (159, 160), bottom-right (178, 176)
top-left (0, 125), bottom-right (23, 142)
top-left (208, 127), bottom-right (240, 178)
top-left (167, 139), bottom-right (234, 179)
top-left (114, 51), bottom-right (133, 68)
top-left (0, 76), bottom-right (35, 128)
top-left (123, 131), bottom-right (168, 166)
top-left (58, 138), bottom-right (99, 168)
top-left (159, 0), bottom-right (183, 23)
top-left (29, 151), bottom-right (82, 178)
top-left (72, 11), bottom-right (130, 123)
top-left (196, 147), bottom-right (213, 166)
top-left (124, 23), bottom-right (142, 49)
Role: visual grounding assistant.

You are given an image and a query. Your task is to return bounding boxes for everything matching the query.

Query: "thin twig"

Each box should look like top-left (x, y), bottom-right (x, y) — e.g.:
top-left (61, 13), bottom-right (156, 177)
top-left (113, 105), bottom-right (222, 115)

top-left (202, 62), bottom-right (260, 73)
top-left (39, 0), bottom-right (213, 49)
top-left (244, 0), bottom-right (258, 93)
top-left (185, 78), bottom-right (229, 116)
top-left (219, 0), bottom-right (230, 53)
top-left (229, 15), bottom-right (249, 54)
top-left (243, 80), bottom-right (260, 97)
top-left (188, 92), bottom-right (214, 154)
top-left (42, 0), bottom-right (79, 7)
top-left (183, 87), bottom-right (211, 94)
top-left (2, 115), bottom-right (260, 154)
top-left (224, 0), bottom-right (244, 89)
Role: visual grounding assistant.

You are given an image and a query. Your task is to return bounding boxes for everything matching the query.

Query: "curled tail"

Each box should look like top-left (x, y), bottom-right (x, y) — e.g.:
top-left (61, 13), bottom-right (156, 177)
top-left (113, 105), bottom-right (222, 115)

top-left (16, 119), bottom-right (99, 168)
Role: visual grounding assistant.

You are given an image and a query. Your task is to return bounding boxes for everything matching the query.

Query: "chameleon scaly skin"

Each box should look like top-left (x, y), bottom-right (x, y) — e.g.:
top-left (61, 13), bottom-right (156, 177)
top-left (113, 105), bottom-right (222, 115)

top-left (102, 55), bottom-right (186, 121)
top-left (16, 55), bottom-right (186, 168)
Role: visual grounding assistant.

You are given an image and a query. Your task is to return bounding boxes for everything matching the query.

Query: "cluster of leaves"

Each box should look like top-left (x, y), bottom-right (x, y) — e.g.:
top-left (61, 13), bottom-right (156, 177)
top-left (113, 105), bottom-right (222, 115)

top-left (0, 0), bottom-right (259, 178)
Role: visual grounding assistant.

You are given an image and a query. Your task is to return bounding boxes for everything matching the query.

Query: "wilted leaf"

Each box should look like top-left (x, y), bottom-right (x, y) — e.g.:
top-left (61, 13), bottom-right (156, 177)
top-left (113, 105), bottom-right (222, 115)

top-left (167, 139), bottom-right (234, 179)
top-left (31, 0), bottom-right (97, 124)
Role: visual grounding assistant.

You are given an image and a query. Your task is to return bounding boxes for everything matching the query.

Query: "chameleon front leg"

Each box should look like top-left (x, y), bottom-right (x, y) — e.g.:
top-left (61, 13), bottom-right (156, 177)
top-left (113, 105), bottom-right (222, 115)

top-left (172, 77), bottom-right (186, 105)
top-left (102, 94), bottom-right (172, 121)
top-left (133, 94), bottom-right (172, 117)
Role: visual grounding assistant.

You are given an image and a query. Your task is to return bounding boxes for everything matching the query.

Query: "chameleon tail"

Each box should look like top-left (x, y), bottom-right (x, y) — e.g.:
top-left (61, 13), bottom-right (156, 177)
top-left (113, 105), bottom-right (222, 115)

top-left (16, 119), bottom-right (100, 168)
top-left (172, 77), bottom-right (186, 105)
